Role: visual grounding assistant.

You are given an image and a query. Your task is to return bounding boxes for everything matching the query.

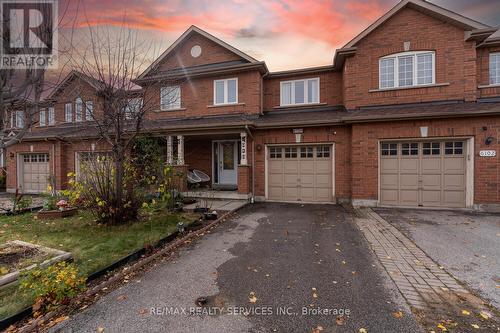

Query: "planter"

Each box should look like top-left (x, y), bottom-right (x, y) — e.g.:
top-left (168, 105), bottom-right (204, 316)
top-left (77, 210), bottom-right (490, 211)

top-left (37, 207), bottom-right (78, 219)
top-left (203, 212), bottom-right (218, 220)
top-left (193, 207), bottom-right (209, 213)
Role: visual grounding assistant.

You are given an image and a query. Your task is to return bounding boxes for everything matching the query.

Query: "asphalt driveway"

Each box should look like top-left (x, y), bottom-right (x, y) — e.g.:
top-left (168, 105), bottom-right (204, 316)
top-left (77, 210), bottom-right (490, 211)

top-left (375, 208), bottom-right (500, 309)
top-left (52, 203), bottom-right (422, 333)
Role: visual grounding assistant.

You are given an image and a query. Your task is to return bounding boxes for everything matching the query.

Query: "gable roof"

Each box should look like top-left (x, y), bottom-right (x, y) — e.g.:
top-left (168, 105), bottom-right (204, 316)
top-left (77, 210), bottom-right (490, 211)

top-left (138, 25), bottom-right (258, 79)
top-left (45, 70), bottom-right (105, 101)
top-left (342, 0), bottom-right (491, 49)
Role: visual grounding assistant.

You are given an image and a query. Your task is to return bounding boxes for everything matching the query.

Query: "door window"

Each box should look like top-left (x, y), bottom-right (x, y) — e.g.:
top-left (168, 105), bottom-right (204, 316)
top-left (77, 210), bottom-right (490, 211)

top-left (222, 143), bottom-right (235, 170)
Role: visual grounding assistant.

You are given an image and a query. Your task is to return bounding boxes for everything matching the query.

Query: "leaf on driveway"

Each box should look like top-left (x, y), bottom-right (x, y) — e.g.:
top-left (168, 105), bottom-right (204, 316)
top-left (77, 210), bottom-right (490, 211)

top-left (359, 329), bottom-right (368, 333)
top-left (97, 327), bottom-right (105, 333)
top-left (392, 311), bottom-right (403, 318)
top-left (461, 310), bottom-right (470, 316)
top-left (437, 323), bottom-right (447, 331)
top-left (117, 295), bottom-right (127, 301)
top-left (336, 315), bottom-right (346, 326)
top-left (312, 288), bottom-right (318, 298)
top-left (52, 316), bottom-right (69, 324)
top-left (479, 311), bottom-right (491, 320)
top-left (311, 325), bottom-right (324, 332)
top-left (342, 260), bottom-right (346, 265)
top-left (249, 292), bottom-right (258, 303)
top-left (471, 324), bottom-right (480, 329)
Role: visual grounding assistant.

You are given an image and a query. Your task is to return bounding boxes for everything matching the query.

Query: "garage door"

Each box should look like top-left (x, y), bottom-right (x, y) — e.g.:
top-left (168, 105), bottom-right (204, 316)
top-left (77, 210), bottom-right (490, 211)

top-left (267, 145), bottom-right (333, 202)
top-left (19, 153), bottom-right (50, 193)
top-left (380, 141), bottom-right (466, 208)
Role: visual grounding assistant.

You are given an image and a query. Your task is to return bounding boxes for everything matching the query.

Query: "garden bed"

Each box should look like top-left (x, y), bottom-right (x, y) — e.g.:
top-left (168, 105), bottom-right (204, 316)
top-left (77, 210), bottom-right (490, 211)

top-left (0, 241), bottom-right (72, 288)
top-left (37, 208), bottom-right (78, 219)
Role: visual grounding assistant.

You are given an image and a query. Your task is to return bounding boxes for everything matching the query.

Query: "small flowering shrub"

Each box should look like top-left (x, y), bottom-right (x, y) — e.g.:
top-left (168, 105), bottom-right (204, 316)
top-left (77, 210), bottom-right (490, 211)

top-left (20, 261), bottom-right (86, 314)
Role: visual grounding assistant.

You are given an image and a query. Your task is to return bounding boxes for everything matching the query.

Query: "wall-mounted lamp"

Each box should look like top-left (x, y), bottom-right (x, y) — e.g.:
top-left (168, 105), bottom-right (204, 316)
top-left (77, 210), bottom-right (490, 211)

top-left (485, 136), bottom-right (494, 146)
top-left (256, 144), bottom-right (262, 152)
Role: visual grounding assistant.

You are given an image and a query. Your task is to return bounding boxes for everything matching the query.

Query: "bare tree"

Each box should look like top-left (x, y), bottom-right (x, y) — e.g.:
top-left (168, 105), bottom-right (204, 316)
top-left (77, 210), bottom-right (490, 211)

top-left (71, 22), bottom-right (182, 223)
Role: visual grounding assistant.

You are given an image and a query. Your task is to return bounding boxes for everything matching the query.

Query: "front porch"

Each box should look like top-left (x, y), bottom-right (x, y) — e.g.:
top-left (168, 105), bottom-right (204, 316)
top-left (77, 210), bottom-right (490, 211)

top-left (165, 131), bottom-right (252, 197)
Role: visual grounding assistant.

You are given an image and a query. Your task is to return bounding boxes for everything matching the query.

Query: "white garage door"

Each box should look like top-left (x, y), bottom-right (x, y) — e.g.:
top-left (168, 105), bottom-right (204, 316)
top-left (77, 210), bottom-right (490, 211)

top-left (19, 153), bottom-right (50, 193)
top-left (267, 145), bottom-right (333, 202)
top-left (380, 141), bottom-right (466, 208)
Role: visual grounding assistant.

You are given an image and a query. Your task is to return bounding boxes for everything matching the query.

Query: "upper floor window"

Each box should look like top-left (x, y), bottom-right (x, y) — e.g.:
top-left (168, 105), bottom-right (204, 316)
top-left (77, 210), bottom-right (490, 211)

top-left (39, 109), bottom-right (46, 127)
top-left (85, 101), bottom-right (93, 121)
top-left (11, 111), bottom-right (24, 128)
top-left (214, 78), bottom-right (237, 105)
top-left (280, 78), bottom-right (319, 106)
top-left (75, 98), bottom-right (83, 122)
top-left (161, 86), bottom-right (181, 110)
top-left (490, 52), bottom-right (500, 85)
top-left (124, 98), bottom-right (143, 119)
top-left (379, 51), bottom-right (435, 89)
top-left (65, 103), bottom-right (72, 122)
top-left (48, 107), bottom-right (55, 125)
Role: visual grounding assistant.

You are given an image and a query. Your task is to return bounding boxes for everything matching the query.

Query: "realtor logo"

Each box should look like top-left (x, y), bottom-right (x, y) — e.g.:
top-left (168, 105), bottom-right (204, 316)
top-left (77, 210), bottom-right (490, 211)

top-left (0, 0), bottom-right (58, 68)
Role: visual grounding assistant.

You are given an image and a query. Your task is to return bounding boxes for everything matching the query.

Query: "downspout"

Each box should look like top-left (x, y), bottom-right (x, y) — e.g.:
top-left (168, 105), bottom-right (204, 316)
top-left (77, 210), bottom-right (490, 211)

top-left (245, 125), bottom-right (255, 203)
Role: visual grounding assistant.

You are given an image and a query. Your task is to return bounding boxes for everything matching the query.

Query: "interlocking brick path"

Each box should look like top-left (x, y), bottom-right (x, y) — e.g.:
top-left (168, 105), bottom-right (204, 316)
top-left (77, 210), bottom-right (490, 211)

top-left (353, 208), bottom-right (469, 310)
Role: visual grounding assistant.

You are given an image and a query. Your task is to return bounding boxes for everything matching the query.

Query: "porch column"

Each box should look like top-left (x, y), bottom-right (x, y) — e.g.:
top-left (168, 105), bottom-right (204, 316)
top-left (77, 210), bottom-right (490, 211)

top-left (240, 132), bottom-right (248, 165)
top-left (166, 136), bottom-right (173, 165)
top-left (177, 135), bottom-right (184, 165)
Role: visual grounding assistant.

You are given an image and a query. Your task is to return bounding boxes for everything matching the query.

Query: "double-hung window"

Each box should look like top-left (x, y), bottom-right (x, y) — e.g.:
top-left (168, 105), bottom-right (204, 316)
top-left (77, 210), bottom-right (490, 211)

top-left (490, 52), bottom-right (500, 85)
top-left (85, 101), bottom-right (93, 121)
top-left (160, 86), bottom-right (181, 110)
top-left (379, 51), bottom-right (435, 89)
top-left (11, 111), bottom-right (24, 128)
top-left (125, 98), bottom-right (143, 119)
top-left (48, 107), bottom-right (55, 125)
top-left (65, 103), bottom-right (72, 122)
top-left (75, 98), bottom-right (83, 122)
top-left (39, 109), bottom-right (46, 127)
top-left (214, 78), bottom-right (238, 105)
top-left (280, 78), bottom-right (319, 106)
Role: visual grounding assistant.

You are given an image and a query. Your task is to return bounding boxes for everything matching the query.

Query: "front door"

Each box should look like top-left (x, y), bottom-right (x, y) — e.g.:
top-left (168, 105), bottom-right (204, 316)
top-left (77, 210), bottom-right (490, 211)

top-left (217, 141), bottom-right (238, 185)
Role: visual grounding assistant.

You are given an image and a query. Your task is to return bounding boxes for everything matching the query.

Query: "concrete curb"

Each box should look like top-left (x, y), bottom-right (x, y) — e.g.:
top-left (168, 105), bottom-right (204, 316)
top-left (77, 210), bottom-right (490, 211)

top-left (14, 203), bottom-right (247, 333)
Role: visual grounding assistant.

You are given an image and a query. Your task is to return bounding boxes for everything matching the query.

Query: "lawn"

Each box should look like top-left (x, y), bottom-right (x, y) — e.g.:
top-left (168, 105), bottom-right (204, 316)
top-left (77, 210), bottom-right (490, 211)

top-left (0, 209), bottom-right (196, 320)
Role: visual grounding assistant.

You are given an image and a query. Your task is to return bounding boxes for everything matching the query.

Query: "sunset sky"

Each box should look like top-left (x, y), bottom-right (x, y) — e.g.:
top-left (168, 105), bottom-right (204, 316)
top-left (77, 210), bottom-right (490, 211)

top-left (60, 0), bottom-right (500, 71)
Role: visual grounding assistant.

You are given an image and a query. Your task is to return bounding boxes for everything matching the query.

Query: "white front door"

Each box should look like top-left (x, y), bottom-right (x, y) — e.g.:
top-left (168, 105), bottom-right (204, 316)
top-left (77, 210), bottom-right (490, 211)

top-left (217, 141), bottom-right (238, 185)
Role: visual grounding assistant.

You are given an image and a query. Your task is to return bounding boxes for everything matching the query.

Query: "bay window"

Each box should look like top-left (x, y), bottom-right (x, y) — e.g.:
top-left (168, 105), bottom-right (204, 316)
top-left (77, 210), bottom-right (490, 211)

top-left (280, 78), bottom-right (319, 106)
top-left (379, 51), bottom-right (435, 89)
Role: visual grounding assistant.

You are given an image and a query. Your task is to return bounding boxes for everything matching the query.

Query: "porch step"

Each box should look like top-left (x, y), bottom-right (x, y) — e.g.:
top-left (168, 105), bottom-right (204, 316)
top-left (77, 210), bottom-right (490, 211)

top-left (183, 199), bottom-right (248, 213)
top-left (182, 190), bottom-right (251, 200)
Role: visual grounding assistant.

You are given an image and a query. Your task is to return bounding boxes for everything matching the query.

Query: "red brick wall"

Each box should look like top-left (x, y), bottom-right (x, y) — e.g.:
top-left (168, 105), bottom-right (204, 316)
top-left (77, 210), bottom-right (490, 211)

top-left (343, 7), bottom-right (478, 109)
top-left (351, 116), bottom-right (500, 204)
top-left (157, 33), bottom-right (243, 71)
top-left (263, 71), bottom-right (343, 111)
top-left (477, 46), bottom-right (500, 98)
top-left (185, 138), bottom-right (212, 177)
top-left (252, 126), bottom-right (352, 201)
top-left (143, 70), bottom-right (262, 119)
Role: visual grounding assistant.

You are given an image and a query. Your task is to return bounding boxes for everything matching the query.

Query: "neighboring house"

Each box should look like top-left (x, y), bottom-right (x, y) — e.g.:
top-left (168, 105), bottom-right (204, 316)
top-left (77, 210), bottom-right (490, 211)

top-left (5, 0), bottom-right (500, 211)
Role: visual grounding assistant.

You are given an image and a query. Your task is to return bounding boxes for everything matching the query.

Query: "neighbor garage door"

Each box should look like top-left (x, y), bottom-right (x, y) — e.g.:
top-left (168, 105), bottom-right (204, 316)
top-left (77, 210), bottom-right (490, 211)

top-left (19, 153), bottom-right (50, 193)
top-left (267, 145), bottom-right (333, 202)
top-left (380, 141), bottom-right (466, 208)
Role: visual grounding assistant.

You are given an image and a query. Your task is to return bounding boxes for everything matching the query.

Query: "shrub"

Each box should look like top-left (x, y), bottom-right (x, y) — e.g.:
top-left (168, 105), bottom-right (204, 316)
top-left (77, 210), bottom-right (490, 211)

top-left (19, 261), bottom-right (86, 315)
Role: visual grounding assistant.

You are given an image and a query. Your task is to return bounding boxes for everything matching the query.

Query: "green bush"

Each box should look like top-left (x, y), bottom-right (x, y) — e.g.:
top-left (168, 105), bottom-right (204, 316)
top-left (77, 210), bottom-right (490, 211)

top-left (19, 261), bottom-right (86, 315)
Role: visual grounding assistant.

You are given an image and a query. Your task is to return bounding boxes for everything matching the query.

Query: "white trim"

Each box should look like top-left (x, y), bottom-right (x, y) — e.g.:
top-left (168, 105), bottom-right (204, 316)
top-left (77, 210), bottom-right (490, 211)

top-left (466, 137), bottom-right (474, 208)
top-left (212, 139), bottom-right (239, 186)
top-left (213, 78), bottom-right (238, 105)
top-left (343, 0), bottom-right (489, 49)
top-left (379, 51), bottom-right (435, 89)
top-left (279, 77), bottom-right (320, 106)
top-left (489, 52), bottom-right (500, 85)
top-left (138, 25), bottom-right (257, 79)
top-left (160, 85), bottom-right (181, 111)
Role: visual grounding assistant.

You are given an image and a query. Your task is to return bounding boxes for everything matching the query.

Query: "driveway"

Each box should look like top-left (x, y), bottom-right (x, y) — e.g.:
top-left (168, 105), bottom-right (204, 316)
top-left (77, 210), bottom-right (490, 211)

top-left (53, 203), bottom-right (422, 333)
top-left (375, 208), bottom-right (500, 309)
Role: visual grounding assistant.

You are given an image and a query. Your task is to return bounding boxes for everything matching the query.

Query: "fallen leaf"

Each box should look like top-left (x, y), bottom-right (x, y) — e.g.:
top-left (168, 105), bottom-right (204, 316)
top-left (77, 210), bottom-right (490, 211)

top-left (97, 327), bottom-right (105, 333)
top-left (311, 326), bottom-right (324, 333)
top-left (139, 308), bottom-right (147, 315)
top-left (437, 323), bottom-right (447, 331)
top-left (249, 292), bottom-right (257, 303)
top-left (359, 329), bottom-right (368, 333)
top-left (479, 311), bottom-right (491, 320)
top-left (461, 310), bottom-right (470, 316)
top-left (117, 295), bottom-right (127, 301)
top-left (336, 315), bottom-right (346, 326)
top-left (52, 316), bottom-right (69, 324)
top-left (392, 311), bottom-right (403, 318)
top-left (471, 324), bottom-right (480, 329)
top-left (342, 260), bottom-right (346, 265)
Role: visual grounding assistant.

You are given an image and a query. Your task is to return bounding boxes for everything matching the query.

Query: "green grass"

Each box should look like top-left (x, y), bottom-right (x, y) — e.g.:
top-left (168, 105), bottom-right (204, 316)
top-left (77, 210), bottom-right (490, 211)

top-left (0, 209), bottom-right (194, 320)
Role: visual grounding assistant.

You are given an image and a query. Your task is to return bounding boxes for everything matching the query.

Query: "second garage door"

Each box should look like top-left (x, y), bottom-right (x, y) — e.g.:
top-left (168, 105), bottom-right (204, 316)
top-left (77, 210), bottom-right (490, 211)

top-left (380, 141), bottom-right (466, 208)
top-left (267, 145), bottom-right (333, 202)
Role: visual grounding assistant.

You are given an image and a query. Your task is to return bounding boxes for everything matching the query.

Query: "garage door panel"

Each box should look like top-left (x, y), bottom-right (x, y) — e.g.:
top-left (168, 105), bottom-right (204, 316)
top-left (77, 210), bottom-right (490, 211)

top-left (284, 174), bottom-right (299, 187)
top-left (400, 174), bottom-right (418, 187)
top-left (269, 175), bottom-right (283, 186)
top-left (300, 187), bottom-right (314, 202)
top-left (268, 187), bottom-right (283, 200)
top-left (315, 174), bottom-right (331, 187)
top-left (444, 174), bottom-right (464, 189)
top-left (284, 161), bottom-right (298, 173)
top-left (444, 191), bottom-right (465, 207)
top-left (420, 159), bottom-right (441, 173)
top-left (421, 190), bottom-right (441, 206)
top-left (269, 161), bottom-right (283, 173)
top-left (315, 161), bottom-right (331, 173)
top-left (443, 158), bottom-right (465, 173)
top-left (400, 190), bottom-right (418, 206)
top-left (381, 174), bottom-right (398, 189)
top-left (284, 187), bottom-right (299, 201)
top-left (300, 174), bottom-right (314, 187)
top-left (421, 174), bottom-right (441, 188)
top-left (381, 158), bottom-right (398, 171)
top-left (300, 161), bottom-right (314, 174)
top-left (400, 159), bottom-right (418, 172)
top-left (315, 188), bottom-right (332, 202)
top-left (381, 189), bottom-right (398, 205)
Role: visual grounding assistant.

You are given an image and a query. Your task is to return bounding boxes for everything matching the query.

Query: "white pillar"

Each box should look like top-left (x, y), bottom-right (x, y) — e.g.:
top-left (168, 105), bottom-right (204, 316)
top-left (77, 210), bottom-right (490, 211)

top-left (177, 135), bottom-right (184, 165)
top-left (166, 136), bottom-right (173, 165)
top-left (240, 132), bottom-right (248, 165)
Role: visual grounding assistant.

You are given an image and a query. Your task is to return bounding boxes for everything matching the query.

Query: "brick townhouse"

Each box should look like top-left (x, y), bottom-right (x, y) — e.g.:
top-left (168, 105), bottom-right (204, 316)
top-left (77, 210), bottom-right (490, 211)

top-left (5, 0), bottom-right (500, 211)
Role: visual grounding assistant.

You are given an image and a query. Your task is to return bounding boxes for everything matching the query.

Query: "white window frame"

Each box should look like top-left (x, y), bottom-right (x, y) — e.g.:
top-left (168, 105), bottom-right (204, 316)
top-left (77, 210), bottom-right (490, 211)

top-left (65, 103), bottom-right (72, 122)
top-left (39, 108), bottom-right (46, 127)
top-left (48, 107), bottom-right (55, 125)
top-left (213, 78), bottom-right (238, 105)
top-left (75, 97), bottom-right (83, 122)
top-left (85, 101), bottom-right (93, 121)
top-left (379, 51), bottom-right (436, 89)
top-left (125, 98), bottom-right (143, 119)
top-left (280, 77), bottom-right (320, 106)
top-left (490, 52), bottom-right (500, 85)
top-left (15, 111), bottom-right (24, 128)
top-left (160, 86), bottom-right (181, 111)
